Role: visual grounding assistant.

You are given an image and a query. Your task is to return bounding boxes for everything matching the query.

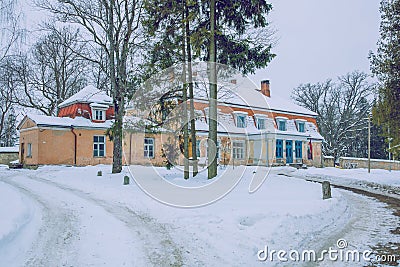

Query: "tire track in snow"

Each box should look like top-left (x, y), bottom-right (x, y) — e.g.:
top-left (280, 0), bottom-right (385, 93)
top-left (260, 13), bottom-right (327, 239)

top-left (312, 190), bottom-right (400, 267)
top-left (26, 174), bottom-right (185, 267)
top-left (2, 174), bottom-right (144, 266)
top-left (0, 176), bottom-right (79, 267)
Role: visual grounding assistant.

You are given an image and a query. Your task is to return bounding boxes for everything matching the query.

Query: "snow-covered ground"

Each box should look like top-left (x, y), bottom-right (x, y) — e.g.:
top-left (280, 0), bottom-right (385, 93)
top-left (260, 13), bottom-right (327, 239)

top-left (0, 165), bottom-right (399, 266)
top-left (291, 167), bottom-right (400, 199)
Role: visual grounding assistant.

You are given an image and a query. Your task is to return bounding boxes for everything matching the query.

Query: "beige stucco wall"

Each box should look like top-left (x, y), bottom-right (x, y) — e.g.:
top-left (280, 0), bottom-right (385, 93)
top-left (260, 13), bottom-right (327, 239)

top-left (38, 128), bottom-right (75, 165)
top-left (123, 132), bottom-right (171, 166)
top-left (74, 128), bottom-right (113, 165)
top-left (19, 128), bottom-right (40, 165)
top-left (18, 116), bottom-right (323, 168)
top-left (19, 118), bottom-right (113, 166)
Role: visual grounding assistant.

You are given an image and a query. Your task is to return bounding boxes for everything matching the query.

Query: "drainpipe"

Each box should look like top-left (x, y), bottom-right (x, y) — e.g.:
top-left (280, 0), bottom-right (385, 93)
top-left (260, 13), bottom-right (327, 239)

top-left (70, 126), bottom-right (77, 165)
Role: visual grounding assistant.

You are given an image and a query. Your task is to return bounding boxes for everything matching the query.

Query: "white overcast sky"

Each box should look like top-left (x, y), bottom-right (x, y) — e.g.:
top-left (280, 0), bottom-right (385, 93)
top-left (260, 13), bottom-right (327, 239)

top-left (22, 0), bottom-right (381, 98)
top-left (250, 0), bottom-right (381, 97)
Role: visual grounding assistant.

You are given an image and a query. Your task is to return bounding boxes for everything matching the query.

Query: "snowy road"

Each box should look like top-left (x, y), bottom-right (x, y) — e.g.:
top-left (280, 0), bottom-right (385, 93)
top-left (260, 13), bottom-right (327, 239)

top-left (0, 172), bottom-right (183, 266)
top-left (0, 165), bottom-right (399, 266)
top-left (281, 170), bottom-right (400, 267)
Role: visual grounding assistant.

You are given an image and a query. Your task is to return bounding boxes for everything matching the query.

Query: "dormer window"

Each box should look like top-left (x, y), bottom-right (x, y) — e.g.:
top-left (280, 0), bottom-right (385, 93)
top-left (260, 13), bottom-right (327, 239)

top-left (237, 115), bottom-right (246, 128)
top-left (233, 111), bottom-right (248, 128)
top-left (278, 121), bottom-right (286, 131)
top-left (256, 118), bottom-right (265, 130)
top-left (298, 122), bottom-right (305, 132)
top-left (94, 109), bottom-right (105, 121)
top-left (254, 114), bottom-right (268, 130)
top-left (276, 117), bottom-right (288, 131)
top-left (295, 119), bottom-right (306, 133)
top-left (90, 103), bottom-right (109, 122)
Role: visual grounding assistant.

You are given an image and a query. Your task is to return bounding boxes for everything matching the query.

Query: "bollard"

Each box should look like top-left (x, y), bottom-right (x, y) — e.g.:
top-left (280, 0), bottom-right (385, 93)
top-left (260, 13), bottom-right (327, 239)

top-left (97, 170), bottom-right (102, 176)
top-left (123, 175), bottom-right (130, 185)
top-left (322, 181), bottom-right (331, 200)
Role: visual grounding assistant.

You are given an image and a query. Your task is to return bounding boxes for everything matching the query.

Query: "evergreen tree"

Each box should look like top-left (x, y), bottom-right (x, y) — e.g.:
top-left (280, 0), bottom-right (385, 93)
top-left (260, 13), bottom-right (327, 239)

top-left (0, 107), bottom-right (17, 147)
top-left (144, 0), bottom-right (275, 179)
top-left (370, 0), bottom-right (400, 159)
top-left (202, 0), bottom-right (275, 178)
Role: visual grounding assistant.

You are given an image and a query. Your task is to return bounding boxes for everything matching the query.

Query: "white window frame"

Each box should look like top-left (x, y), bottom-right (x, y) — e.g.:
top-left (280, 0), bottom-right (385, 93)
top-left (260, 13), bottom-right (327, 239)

top-left (276, 118), bottom-right (287, 131)
top-left (144, 138), bottom-right (155, 158)
top-left (93, 135), bottom-right (106, 157)
top-left (233, 111), bottom-right (248, 128)
top-left (232, 141), bottom-right (245, 159)
top-left (278, 120), bottom-right (286, 131)
top-left (295, 119), bottom-right (307, 133)
top-left (236, 115), bottom-right (246, 128)
top-left (27, 143), bottom-right (32, 158)
top-left (94, 109), bottom-right (105, 121)
top-left (256, 117), bottom-right (266, 130)
top-left (298, 122), bottom-right (305, 132)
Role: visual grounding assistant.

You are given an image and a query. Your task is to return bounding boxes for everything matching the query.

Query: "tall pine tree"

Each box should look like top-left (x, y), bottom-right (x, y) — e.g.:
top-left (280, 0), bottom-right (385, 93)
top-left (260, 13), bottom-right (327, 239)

top-left (370, 0), bottom-right (400, 159)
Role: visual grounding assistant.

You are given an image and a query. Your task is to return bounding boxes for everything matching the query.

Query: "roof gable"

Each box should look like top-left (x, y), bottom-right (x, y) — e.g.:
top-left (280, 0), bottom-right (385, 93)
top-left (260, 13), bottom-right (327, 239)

top-left (17, 116), bottom-right (38, 130)
top-left (58, 85), bottom-right (113, 108)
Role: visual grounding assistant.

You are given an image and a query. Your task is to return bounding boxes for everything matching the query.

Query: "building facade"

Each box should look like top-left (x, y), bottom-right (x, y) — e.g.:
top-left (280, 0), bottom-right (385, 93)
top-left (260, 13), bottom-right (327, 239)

top-left (18, 81), bottom-right (323, 167)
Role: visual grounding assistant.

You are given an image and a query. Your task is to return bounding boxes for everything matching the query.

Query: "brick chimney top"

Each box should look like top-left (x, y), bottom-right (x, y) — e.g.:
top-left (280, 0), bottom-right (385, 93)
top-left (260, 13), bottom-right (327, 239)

top-left (261, 80), bottom-right (270, 97)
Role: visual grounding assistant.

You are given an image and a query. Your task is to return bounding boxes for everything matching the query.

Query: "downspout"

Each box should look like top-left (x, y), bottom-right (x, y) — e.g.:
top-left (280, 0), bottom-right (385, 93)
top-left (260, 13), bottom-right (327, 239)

top-left (129, 132), bottom-right (132, 165)
top-left (70, 126), bottom-right (77, 165)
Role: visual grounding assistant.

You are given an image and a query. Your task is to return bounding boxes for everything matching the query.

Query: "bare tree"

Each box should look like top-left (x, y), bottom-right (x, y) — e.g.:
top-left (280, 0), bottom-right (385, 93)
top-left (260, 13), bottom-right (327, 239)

top-left (0, 0), bottom-right (24, 61)
top-left (0, 58), bottom-right (18, 146)
top-left (0, 5), bottom-right (21, 146)
top-left (36, 0), bottom-right (145, 173)
top-left (15, 26), bottom-right (88, 116)
top-left (292, 71), bottom-right (375, 160)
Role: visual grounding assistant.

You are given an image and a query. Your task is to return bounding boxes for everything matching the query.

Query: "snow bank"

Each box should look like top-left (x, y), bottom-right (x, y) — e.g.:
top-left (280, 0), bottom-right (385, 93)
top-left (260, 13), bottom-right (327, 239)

top-left (23, 164), bottom-right (348, 265)
top-left (0, 181), bottom-right (32, 245)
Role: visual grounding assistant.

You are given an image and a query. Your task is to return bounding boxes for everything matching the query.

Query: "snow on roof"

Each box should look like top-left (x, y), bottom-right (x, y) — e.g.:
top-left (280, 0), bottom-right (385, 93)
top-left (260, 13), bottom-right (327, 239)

top-left (24, 114), bottom-right (113, 129)
top-left (194, 111), bottom-right (323, 140)
top-left (0, 146), bottom-right (19, 153)
top-left (58, 85), bottom-right (113, 108)
top-left (192, 76), bottom-right (317, 117)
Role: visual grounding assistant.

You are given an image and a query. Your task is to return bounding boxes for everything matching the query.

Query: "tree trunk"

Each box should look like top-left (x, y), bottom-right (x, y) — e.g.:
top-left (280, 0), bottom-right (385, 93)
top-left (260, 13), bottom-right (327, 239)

top-left (208, 0), bottom-right (217, 179)
top-left (185, 0), bottom-right (198, 177)
top-left (182, 5), bottom-right (189, 179)
top-left (112, 96), bottom-right (124, 173)
top-left (108, 0), bottom-right (123, 174)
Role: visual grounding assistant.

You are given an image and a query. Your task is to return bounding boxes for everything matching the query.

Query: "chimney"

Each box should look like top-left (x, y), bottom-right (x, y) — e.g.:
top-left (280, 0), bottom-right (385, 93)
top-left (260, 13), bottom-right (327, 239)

top-left (261, 80), bottom-right (270, 97)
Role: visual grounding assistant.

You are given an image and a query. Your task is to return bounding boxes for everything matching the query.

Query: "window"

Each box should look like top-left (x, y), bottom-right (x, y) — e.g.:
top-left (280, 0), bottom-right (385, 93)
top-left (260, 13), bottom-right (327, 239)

top-left (256, 118), bottom-right (266, 130)
top-left (298, 122), bottom-right (305, 133)
top-left (144, 138), bottom-right (155, 158)
top-left (232, 141), bottom-right (245, 159)
top-left (236, 115), bottom-right (246, 128)
top-left (93, 136), bottom-right (105, 157)
top-left (27, 143), bottom-right (32, 157)
top-left (295, 141), bottom-right (302, 158)
top-left (276, 139), bottom-right (283, 158)
top-left (278, 120), bottom-right (286, 131)
top-left (196, 140), bottom-right (201, 157)
top-left (94, 109), bottom-right (105, 121)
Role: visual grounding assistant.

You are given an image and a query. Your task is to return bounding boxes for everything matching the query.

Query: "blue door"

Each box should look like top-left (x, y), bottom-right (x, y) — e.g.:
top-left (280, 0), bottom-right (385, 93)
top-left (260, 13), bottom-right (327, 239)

top-left (286, 140), bottom-right (293, 163)
top-left (295, 141), bottom-right (302, 159)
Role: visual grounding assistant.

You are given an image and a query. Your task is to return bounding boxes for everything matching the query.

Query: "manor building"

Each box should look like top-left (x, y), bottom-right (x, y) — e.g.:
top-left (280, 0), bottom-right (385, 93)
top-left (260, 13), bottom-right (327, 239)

top-left (18, 80), bottom-right (323, 167)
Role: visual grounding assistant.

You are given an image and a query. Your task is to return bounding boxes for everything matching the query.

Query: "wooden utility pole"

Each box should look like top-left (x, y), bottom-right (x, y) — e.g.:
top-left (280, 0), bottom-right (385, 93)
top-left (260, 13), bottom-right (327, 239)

top-left (368, 113), bottom-right (371, 173)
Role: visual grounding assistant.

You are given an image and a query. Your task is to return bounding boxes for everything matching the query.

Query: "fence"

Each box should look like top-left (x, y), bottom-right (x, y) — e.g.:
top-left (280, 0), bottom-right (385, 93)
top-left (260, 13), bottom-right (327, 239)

top-left (339, 157), bottom-right (400, 171)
